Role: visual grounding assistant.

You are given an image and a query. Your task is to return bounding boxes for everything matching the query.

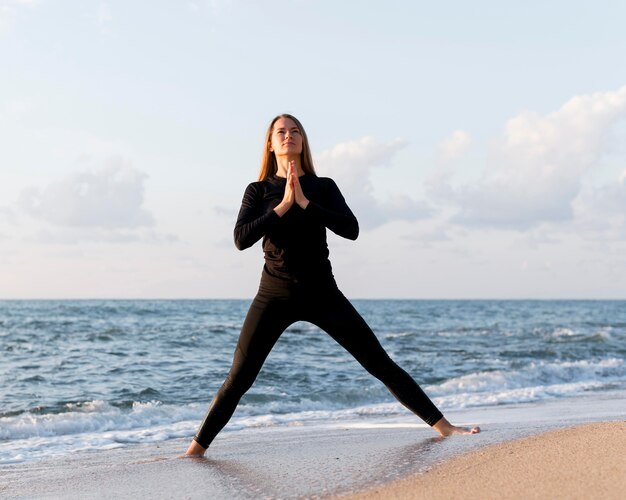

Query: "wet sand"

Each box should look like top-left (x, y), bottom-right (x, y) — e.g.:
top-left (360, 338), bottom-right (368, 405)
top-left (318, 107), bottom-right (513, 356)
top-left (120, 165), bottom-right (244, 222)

top-left (339, 421), bottom-right (626, 500)
top-left (2, 424), bottom-right (465, 499)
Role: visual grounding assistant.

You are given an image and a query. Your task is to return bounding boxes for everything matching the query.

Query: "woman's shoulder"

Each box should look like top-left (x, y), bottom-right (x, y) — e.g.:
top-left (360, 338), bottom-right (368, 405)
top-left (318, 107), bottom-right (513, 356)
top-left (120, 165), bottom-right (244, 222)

top-left (242, 177), bottom-right (284, 198)
top-left (304, 174), bottom-right (336, 185)
top-left (310, 175), bottom-right (340, 190)
top-left (244, 178), bottom-right (271, 191)
top-left (240, 180), bottom-right (265, 201)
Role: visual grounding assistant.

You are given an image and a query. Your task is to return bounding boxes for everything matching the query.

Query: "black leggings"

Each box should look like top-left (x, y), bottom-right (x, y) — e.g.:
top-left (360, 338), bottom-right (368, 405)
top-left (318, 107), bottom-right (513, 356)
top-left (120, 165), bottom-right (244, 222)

top-left (193, 271), bottom-right (443, 448)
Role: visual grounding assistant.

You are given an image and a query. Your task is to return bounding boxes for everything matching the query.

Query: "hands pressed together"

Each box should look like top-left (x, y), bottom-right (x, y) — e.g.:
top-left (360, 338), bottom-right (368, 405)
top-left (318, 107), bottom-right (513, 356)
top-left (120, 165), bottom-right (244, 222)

top-left (273, 161), bottom-right (309, 217)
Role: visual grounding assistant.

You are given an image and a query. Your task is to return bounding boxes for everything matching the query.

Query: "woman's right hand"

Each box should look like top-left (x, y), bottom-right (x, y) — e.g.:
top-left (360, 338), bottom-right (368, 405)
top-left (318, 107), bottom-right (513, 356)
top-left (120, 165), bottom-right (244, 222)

top-left (273, 162), bottom-right (296, 217)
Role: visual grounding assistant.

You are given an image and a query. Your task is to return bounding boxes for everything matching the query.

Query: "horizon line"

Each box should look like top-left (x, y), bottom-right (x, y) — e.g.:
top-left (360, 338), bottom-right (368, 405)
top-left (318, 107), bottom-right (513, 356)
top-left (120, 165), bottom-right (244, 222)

top-left (1, 297), bottom-right (625, 302)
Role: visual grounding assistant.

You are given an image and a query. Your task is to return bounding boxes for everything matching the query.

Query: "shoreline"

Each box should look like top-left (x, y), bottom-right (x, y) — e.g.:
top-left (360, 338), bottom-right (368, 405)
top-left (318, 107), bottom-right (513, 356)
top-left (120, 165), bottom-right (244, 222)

top-left (337, 421), bottom-right (626, 500)
top-left (2, 392), bottom-right (625, 499)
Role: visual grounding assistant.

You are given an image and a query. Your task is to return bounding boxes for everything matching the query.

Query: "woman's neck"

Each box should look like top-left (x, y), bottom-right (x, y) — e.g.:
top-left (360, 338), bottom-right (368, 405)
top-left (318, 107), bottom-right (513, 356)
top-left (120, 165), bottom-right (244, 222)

top-left (275, 156), bottom-right (303, 177)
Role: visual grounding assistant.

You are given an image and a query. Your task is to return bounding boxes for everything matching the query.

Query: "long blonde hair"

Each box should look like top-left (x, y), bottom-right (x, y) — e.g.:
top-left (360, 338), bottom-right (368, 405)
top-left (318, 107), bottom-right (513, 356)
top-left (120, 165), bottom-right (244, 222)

top-left (258, 114), bottom-right (317, 181)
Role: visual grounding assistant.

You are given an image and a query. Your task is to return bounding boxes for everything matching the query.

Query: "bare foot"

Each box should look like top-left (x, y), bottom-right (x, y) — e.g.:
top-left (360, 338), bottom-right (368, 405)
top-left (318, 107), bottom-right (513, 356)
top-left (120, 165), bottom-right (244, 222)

top-left (184, 439), bottom-right (207, 457)
top-left (433, 416), bottom-right (481, 436)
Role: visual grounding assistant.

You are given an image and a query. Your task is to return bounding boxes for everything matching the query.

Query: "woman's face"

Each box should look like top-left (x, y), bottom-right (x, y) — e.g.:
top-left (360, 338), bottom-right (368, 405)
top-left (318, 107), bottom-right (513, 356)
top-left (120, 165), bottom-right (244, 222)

top-left (269, 117), bottom-right (303, 157)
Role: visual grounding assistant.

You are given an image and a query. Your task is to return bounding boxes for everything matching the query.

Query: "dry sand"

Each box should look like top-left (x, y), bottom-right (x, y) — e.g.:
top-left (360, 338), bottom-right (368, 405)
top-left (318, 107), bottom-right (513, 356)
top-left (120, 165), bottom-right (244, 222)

top-left (338, 421), bottom-right (626, 500)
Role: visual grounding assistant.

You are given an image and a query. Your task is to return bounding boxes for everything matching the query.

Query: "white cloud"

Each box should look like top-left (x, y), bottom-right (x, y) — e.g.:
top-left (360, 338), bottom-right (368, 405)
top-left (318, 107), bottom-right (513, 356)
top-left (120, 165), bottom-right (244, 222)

top-left (0, 4), bottom-right (8, 23)
top-left (95, 1), bottom-right (113, 34)
top-left (5, 98), bottom-right (35, 115)
top-left (0, 2), bottom-right (17, 33)
top-left (28, 228), bottom-right (178, 245)
top-left (97, 2), bottom-right (112, 27)
top-left (315, 136), bottom-right (431, 229)
top-left (316, 136), bottom-right (408, 175)
top-left (438, 129), bottom-right (471, 162)
top-left (400, 223), bottom-right (451, 247)
top-left (437, 86), bottom-right (626, 230)
top-left (571, 169), bottom-right (626, 240)
top-left (186, 0), bottom-right (234, 14)
top-left (0, 98), bottom-right (36, 124)
top-left (0, 0), bottom-right (36, 32)
top-left (214, 205), bottom-right (237, 217)
top-left (18, 158), bottom-right (154, 229)
top-left (0, 206), bottom-right (15, 222)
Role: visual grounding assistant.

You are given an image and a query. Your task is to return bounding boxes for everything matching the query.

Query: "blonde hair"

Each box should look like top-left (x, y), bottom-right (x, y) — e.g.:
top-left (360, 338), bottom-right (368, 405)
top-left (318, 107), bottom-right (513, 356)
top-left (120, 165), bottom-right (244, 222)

top-left (258, 114), bottom-right (317, 181)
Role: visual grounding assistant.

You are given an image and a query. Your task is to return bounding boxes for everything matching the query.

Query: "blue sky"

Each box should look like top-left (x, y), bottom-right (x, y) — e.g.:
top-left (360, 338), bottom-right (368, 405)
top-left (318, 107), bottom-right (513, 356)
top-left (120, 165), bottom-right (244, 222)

top-left (2, 0), bottom-right (626, 298)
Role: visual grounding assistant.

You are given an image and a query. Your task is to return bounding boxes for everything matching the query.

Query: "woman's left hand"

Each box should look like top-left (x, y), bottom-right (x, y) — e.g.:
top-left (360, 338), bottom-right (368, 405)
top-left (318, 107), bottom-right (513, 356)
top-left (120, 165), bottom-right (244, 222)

top-left (289, 161), bottom-right (309, 209)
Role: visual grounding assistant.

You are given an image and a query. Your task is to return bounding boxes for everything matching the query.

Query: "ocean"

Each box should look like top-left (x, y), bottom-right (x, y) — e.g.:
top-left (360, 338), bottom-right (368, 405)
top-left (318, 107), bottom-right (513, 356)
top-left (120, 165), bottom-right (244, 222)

top-left (1, 299), bottom-right (625, 464)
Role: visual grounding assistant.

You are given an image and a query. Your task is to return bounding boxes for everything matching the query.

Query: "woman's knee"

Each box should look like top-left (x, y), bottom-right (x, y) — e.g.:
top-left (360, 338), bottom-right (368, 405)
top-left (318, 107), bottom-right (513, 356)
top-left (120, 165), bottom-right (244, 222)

top-left (226, 365), bottom-right (259, 393)
top-left (361, 354), bottom-right (405, 381)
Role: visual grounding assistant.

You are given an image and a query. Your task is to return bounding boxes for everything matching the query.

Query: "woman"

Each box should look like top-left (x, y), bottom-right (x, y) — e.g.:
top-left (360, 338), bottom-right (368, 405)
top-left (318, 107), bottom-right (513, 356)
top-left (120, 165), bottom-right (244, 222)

top-left (186, 114), bottom-right (479, 456)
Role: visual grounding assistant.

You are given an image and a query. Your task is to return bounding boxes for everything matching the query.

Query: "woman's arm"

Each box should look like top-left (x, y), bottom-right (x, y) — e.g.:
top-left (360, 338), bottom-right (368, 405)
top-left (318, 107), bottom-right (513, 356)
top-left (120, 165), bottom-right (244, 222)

top-left (233, 183), bottom-right (280, 250)
top-left (304, 178), bottom-right (359, 240)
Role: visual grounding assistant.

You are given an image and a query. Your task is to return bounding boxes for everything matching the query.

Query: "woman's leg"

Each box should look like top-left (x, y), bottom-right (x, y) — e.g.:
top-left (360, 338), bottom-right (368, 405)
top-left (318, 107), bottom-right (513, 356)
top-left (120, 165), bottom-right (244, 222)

top-left (189, 289), bottom-right (296, 453)
top-left (306, 287), bottom-right (478, 434)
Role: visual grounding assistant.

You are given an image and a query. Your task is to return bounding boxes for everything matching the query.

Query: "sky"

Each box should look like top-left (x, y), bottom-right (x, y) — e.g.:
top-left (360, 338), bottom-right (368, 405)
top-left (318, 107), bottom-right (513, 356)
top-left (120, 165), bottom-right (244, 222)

top-left (1, 0), bottom-right (626, 299)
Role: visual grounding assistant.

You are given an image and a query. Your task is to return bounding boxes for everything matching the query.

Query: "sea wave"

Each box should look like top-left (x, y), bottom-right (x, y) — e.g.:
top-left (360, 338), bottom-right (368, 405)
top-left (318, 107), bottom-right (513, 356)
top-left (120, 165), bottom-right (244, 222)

top-left (0, 400), bottom-right (200, 441)
top-left (3, 299), bottom-right (625, 464)
top-left (3, 357), bottom-right (623, 464)
top-left (429, 358), bottom-right (624, 407)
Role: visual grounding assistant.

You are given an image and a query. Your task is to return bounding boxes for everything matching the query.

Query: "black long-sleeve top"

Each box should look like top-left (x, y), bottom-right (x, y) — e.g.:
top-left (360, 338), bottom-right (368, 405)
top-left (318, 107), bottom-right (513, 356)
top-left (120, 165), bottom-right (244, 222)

top-left (234, 174), bottom-right (359, 282)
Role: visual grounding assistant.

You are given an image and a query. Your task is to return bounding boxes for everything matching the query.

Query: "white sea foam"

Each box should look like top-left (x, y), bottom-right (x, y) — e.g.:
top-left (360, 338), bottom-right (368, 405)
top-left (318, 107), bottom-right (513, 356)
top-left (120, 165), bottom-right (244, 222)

top-left (552, 327), bottom-right (576, 338)
top-left (595, 329), bottom-right (613, 340)
top-left (2, 357), bottom-right (624, 464)
top-left (0, 401), bottom-right (203, 441)
top-left (428, 358), bottom-right (624, 408)
top-left (384, 332), bottom-right (414, 339)
top-left (550, 326), bottom-right (613, 340)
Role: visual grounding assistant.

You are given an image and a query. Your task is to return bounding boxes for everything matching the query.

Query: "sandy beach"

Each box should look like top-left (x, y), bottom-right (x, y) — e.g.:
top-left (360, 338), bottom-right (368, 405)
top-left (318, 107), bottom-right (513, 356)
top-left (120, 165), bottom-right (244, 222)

top-left (340, 421), bottom-right (626, 500)
top-left (2, 420), bottom-right (624, 499)
top-left (2, 393), bottom-right (625, 499)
